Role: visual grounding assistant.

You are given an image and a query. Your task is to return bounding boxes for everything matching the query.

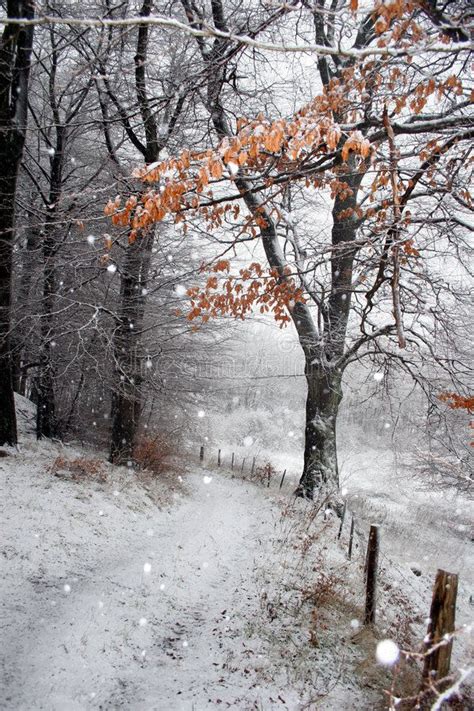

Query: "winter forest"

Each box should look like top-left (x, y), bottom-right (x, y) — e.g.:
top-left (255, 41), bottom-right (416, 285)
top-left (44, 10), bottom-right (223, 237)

top-left (0, 0), bottom-right (473, 708)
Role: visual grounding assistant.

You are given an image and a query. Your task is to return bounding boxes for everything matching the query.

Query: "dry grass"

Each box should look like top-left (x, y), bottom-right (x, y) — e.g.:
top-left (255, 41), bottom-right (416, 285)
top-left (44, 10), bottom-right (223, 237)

top-left (49, 455), bottom-right (107, 482)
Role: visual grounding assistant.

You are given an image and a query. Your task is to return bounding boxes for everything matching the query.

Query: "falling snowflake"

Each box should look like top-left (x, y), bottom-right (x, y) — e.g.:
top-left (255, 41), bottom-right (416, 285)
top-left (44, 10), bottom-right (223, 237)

top-left (63, 584), bottom-right (71, 593)
top-left (373, 372), bottom-right (384, 382)
top-left (143, 563), bottom-right (152, 574)
top-left (175, 284), bottom-right (187, 297)
top-left (203, 476), bottom-right (212, 484)
top-left (86, 235), bottom-right (96, 245)
top-left (107, 263), bottom-right (117, 274)
top-left (198, 410), bottom-right (205, 418)
top-left (243, 436), bottom-right (253, 447)
top-left (139, 617), bottom-right (147, 627)
top-left (376, 639), bottom-right (400, 666)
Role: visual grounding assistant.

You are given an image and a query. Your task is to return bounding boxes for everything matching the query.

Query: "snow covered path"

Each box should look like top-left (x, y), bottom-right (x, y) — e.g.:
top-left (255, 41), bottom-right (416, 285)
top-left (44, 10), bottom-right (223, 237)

top-left (1, 453), bottom-right (280, 711)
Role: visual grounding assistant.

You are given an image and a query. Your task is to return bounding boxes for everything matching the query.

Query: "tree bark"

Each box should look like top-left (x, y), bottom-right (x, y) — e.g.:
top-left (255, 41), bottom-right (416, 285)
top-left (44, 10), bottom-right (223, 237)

top-left (11, 226), bottom-right (40, 395)
top-left (36, 126), bottom-right (65, 439)
top-left (36, 207), bottom-right (59, 439)
top-left (109, 233), bottom-right (153, 464)
top-left (106, 0), bottom-right (184, 464)
top-left (0, 0), bottom-right (35, 445)
top-left (295, 164), bottom-right (363, 500)
top-left (296, 364), bottom-right (343, 499)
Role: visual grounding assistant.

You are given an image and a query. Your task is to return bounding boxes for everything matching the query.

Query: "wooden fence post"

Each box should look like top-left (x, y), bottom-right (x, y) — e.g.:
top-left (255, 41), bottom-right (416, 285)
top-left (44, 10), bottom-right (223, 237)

top-left (364, 525), bottom-right (379, 625)
top-left (422, 569), bottom-right (458, 688)
top-left (348, 517), bottom-right (355, 559)
top-left (199, 445), bottom-right (204, 462)
top-left (240, 458), bottom-right (246, 474)
top-left (251, 457), bottom-right (256, 476)
top-left (217, 449), bottom-right (221, 467)
top-left (279, 469), bottom-right (286, 490)
top-left (231, 453), bottom-right (234, 470)
top-left (337, 502), bottom-right (346, 540)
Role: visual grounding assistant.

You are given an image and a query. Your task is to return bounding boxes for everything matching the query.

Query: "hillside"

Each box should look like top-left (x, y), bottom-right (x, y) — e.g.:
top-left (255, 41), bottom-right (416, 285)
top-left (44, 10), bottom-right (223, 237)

top-left (1, 398), bottom-right (472, 710)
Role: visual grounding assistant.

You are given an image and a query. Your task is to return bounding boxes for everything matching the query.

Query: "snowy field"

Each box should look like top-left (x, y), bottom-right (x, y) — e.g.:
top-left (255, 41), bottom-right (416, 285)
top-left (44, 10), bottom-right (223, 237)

top-left (1, 399), bottom-right (472, 710)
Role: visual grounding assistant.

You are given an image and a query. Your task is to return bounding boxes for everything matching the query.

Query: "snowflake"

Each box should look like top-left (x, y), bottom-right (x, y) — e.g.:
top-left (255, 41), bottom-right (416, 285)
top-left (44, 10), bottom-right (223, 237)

top-left (376, 639), bottom-right (400, 666)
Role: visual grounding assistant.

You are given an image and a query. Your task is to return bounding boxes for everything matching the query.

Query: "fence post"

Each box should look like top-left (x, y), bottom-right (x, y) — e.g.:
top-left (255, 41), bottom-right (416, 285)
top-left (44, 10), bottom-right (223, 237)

top-left (337, 501), bottom-right (346, 540)
top-left (422, 569), bottom-right (458, 688)
top-left (199, 445), bottom-right (204, 462)
top-left (364, 525), bottom-right (379, 625)
top-left (279, 469), bottom-right (286, 490)
top-left (217, 449), bottom-right (221, 467)
top-left (251, 457), bottom-right (256, 476)
top-left (231, 453), bottom-right (234, 470)
top-left (240, 458), bottom-right (246, 475)
top-left (348, 517), bottom-right (355, 559)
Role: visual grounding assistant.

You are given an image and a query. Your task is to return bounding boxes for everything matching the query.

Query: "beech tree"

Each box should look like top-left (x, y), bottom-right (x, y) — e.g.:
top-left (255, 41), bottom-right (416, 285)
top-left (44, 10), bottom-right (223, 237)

top-left (90, 0), bottom-right (189, 464)
top-left (105, 0), bottom-right (472, 499)
top-left (0, 0), bottom-right (34, 445)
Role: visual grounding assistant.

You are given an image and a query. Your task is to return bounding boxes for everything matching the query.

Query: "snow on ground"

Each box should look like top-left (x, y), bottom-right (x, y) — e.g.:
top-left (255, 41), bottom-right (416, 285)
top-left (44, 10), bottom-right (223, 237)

top-left (0, 435), bottom-right (282, 707)
top-left (1, 399), bottom-right (472, 710)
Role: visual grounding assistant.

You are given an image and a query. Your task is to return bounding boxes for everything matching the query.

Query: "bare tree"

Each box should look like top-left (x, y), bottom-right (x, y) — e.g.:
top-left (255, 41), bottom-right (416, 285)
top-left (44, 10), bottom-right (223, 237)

top-left (0, 0), bottom-right (35, 445)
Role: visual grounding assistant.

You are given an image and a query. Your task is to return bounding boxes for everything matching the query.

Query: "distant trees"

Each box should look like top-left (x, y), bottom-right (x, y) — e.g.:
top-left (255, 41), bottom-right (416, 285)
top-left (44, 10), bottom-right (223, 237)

top-left (1, 1), bottom-right (229, 455)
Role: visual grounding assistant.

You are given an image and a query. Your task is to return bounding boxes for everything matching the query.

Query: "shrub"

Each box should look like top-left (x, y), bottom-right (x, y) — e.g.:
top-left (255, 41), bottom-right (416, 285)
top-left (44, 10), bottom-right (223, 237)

top-left (253, 461), bottom-right (277, 486)
top-left (133, 432), bottom-right (175, 476)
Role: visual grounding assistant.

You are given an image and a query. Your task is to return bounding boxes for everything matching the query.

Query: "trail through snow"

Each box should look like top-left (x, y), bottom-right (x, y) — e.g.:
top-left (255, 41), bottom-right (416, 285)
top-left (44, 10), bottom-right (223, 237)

top-left (1, 455), bottom-right (283, 711)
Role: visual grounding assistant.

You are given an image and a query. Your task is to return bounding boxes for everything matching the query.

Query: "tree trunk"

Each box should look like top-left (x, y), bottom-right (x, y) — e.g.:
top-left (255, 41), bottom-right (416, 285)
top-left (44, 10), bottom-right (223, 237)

top-left (35, 53), bottom-right (66, 439)
top-left (296, 363), bottom-right (343, 499)
top-left (11, 226), bottom-right (40, 395)
top-left (109, 234), bottom-right (153, 464)
top-left (0, 166), bottom-right (19, 445)
top-left (36, 210), bottom-right (59, 439)
top-left (295, 165), bottom-right (362, 500)
top-left (0, 1), bottom-right (35, 445)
